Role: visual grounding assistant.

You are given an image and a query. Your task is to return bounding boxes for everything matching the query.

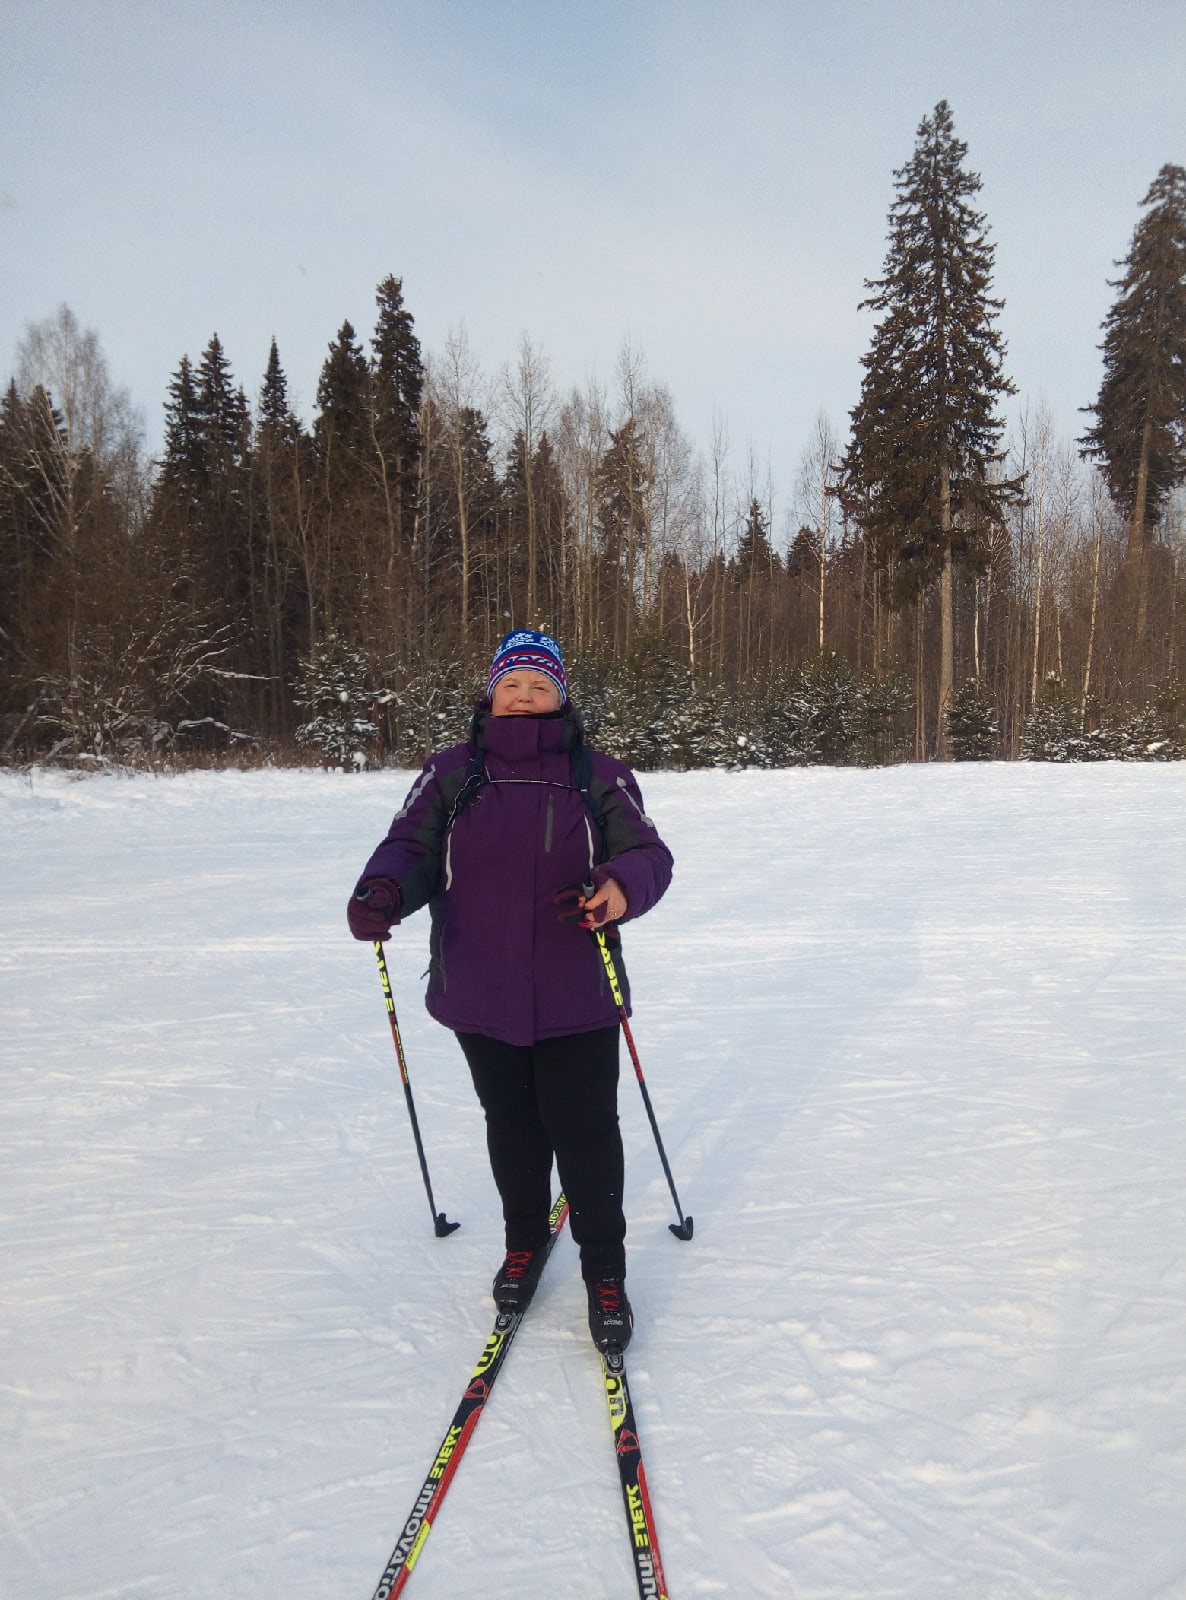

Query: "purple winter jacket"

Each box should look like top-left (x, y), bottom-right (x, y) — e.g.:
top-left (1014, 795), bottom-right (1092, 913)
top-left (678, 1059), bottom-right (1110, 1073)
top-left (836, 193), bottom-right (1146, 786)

top-left (355, 705), bottom-right (673, 1047)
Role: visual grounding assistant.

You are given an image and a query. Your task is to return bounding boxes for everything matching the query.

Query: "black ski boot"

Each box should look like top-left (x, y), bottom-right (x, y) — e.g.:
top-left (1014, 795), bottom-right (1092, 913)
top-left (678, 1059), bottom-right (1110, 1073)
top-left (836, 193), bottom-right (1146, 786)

top-left (586, 1277), bottom-right (634, 1351)
top-left (492, 1248), bottom-right (547, 1311)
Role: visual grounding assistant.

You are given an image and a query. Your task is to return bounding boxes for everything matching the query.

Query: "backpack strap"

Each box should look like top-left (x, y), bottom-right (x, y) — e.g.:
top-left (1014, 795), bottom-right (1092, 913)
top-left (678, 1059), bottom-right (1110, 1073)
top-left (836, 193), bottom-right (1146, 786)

top-left (443, 741), bottom-right (487, 832)
top-left (570, 742), bottom-right (609, 861)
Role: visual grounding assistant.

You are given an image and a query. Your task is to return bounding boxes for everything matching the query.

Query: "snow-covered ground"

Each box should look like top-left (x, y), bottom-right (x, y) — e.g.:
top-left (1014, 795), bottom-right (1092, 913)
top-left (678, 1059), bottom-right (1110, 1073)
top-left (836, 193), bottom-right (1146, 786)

top-left (1, 762), bottom-right (1184, 1600)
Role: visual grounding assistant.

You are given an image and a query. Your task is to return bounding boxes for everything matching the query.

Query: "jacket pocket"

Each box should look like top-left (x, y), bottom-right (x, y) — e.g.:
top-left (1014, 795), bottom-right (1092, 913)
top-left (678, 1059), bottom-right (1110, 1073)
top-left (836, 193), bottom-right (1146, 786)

top-left (544, 793), bottom-right (554, 853)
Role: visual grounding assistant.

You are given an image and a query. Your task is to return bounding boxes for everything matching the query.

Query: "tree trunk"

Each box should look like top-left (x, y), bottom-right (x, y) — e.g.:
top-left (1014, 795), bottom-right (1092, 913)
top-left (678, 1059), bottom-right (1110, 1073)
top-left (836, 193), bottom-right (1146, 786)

top-left (818, 477), bottom-right (827, 652)
top-left (1080, 491), bottom-right (1104, 728)
top-left (915, 595), bottom-right (926, 761)
top-left (1030, 488), bottom-right (1045, 705)
top-left (937, 462), bottom-right (954, 757)
top-left (1127, 417), bottom-right (1153, 567)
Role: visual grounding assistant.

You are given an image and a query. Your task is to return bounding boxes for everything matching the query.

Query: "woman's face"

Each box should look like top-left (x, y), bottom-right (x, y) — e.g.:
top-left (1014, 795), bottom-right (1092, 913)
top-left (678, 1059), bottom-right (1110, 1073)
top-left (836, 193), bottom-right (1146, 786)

top-left (491, 671), bottom-right (563, 716)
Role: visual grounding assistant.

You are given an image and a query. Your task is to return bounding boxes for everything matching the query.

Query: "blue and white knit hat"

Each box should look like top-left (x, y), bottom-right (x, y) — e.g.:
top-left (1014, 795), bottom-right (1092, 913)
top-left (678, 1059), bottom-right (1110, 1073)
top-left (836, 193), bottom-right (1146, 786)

top-left (486, 629), bottom-right (567, 700)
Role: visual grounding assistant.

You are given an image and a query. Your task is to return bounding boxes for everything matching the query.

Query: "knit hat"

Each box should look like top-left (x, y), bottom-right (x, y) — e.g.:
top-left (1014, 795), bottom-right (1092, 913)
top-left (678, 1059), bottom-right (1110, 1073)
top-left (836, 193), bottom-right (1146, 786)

top-left (486, 629), bottom-right (567, 700)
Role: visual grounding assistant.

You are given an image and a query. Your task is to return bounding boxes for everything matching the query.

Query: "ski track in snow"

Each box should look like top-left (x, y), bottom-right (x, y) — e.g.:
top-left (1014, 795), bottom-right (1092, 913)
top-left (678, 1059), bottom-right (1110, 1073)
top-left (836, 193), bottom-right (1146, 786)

top-left (1, 763), bottom-right (1184, 1600)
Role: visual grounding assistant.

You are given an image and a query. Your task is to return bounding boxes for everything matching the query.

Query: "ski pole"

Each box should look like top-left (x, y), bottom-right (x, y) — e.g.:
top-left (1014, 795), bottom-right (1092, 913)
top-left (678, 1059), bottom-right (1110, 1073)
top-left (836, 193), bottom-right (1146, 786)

top-left (373, 940), bottom-right (459, 1238)
top-left (587, 915), bottom-right (693, 1242)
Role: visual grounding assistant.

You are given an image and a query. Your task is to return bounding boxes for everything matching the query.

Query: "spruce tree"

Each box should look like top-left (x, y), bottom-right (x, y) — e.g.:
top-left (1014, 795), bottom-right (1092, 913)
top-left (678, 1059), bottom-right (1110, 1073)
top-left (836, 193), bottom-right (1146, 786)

top-left (597, 418), bottom-right (651, 654)
top-left (252, 340), bottom-right (307, 739)
top-left (259, 338), bottom-right (291, 436)
top-left (0, 383), bottom-right (70, 721)
top-left (370, 276), bottom-right (424, 645)
top-left (1080, 164), bottom-right (1186, 565)
top-left (156, 338), bottom-right (254, 731)
top-left (161, 356), bottom-right (204, 510)
top-left (732, 498), bottom-right (779, 680)
top-left (371, 275), bottom-right (423, 503)
top-left (838, 101), bottom-right (1020, 750)
top-left (945, 676), bottom-right (1000, 759)
top-left (195, 337), bottom-right (251, 583)
top-left (313, 321), bottom-right (371, 638)
top-left (733, 497), bottom-right (778, 578)
top-left (315, 321), bottom-right (371, 485)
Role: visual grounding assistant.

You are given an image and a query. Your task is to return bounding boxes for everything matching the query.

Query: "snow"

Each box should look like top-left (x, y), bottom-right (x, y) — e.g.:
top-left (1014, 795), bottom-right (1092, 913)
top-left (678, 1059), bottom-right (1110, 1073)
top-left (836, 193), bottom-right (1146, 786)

top-left (1, 762), bottom-right (1184, 1600)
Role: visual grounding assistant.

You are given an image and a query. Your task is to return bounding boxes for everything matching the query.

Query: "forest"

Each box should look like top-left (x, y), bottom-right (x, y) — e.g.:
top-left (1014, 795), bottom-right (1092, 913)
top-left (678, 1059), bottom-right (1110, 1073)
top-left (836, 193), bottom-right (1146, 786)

top-left (2, 105), bottom-right (1183, 771)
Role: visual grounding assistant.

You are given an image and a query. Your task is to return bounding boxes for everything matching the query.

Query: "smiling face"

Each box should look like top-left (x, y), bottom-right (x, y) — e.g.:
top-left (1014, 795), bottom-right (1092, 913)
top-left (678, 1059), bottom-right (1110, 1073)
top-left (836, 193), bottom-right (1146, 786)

top-left (490, 671), bottom-right (563, 717)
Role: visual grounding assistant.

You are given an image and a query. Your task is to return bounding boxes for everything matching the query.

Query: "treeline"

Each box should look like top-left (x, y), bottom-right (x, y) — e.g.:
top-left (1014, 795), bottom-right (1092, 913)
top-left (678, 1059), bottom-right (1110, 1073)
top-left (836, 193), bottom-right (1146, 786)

top-left (2, 108), bottom-right (1183, 770)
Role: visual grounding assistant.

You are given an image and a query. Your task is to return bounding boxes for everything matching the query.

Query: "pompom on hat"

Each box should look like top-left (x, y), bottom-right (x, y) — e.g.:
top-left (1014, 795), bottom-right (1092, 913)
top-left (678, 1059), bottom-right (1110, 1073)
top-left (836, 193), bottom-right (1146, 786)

top-left (486, 629), bottom-right (567, 701)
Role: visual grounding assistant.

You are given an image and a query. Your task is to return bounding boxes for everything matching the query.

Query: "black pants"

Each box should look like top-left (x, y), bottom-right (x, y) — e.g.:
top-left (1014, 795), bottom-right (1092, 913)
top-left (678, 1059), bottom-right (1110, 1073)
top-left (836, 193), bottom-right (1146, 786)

top-left (456, 1026), bottom-right (626, 1282)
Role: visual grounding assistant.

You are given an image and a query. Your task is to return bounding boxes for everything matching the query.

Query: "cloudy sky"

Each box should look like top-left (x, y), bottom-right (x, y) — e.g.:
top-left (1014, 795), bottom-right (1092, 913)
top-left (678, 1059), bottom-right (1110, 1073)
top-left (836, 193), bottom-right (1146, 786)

top-left (2, 0), bottom-right (1184, 519)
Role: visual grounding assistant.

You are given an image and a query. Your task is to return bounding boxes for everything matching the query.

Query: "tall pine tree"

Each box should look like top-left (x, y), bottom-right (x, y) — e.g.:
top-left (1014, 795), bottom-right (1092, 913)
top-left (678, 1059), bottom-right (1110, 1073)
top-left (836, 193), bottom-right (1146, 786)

top-left (312, 321), bottom-right (371, 640)
top-left (1080, 164), bottom-right (1186, 566)
top-left (838, 101), bottom-right (1020, 751)
top-left (370, 276), bottom-right (423, 649)
top-left (250, 339), bottom-right (308, 737)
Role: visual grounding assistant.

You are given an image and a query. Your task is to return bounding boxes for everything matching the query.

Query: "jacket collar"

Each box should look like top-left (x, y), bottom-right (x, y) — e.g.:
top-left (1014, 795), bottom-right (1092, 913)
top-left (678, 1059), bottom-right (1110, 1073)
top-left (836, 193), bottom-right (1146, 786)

top-left (471, 701), bottom-right (582, 759)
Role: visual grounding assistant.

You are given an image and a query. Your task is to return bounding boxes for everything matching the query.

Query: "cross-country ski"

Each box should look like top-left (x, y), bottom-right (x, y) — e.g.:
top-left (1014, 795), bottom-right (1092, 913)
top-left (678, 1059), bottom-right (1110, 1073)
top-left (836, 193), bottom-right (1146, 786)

top-left (369, 1198), bottom-right (570, 1598)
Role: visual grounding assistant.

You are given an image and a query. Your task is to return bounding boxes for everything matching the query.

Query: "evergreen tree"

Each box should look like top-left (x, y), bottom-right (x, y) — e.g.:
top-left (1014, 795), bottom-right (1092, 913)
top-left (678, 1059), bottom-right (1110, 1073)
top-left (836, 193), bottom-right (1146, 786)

top-left (946, 675), bottom-right (1000, 759)
top-left (315, 320), bottom-right (371, 482)
top-left (0, 383), bottom-right (70, 726)
top-left (259, 338), bottom-right (291, 435)
top-left (161, 337), bottom-right (251, 569)
top-left (1080, 164), bottom-right (1186, 564)
top-left (731, 498), bottom-right (779, 678)
top-left (194, 338), bottom-right (252, 615)
top-left (196, 336), bottom-right (250, 493)
top-left (370, 276), bottom-right (423, 646)
top-left (597, 418), bottom-right (650, 653)
top-left (312, 321), bottom-right (371, 638)
top-left (371, 276), bottom-right (423, 510)
top-left (251, 339), bottom-right (308, 739)
top-left (161, 355), bottom-right (204, 509)
top-left (838, 101), bottom-right (1021, 750)
top-left (153, 337), bottom-right (256, 733)
top-left (733, 497), bottom-right (778, 578)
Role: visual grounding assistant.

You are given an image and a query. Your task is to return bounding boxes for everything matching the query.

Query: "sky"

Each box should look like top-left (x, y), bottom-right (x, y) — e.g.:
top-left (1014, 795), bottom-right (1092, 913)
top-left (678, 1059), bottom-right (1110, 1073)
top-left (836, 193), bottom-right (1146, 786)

top-left (2, 0), bottom-right (1185, 527)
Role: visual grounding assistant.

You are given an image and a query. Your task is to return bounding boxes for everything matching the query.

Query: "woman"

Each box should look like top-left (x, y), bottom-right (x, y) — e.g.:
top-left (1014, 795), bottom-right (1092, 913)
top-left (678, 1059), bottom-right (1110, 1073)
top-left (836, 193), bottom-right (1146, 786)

top-left (347, 629), bottom-right (673, 1351)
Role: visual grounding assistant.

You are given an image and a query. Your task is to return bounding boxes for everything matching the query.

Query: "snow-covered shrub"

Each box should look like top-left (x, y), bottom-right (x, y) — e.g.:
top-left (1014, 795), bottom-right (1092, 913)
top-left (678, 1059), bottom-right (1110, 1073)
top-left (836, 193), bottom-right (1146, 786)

top-left (294, 633), bottom-right (377, 770)
top-left (566, 651), bottom-right (915, 770)
top-left (1021, 682), bottom-right (1083, 761)
top-left (946, 678), bottom-right (1000, 760)
top-left (570, 648), bottom-right (715, 770)
top-left (1024, 678), bottom-right (1183, 762)
top-left (375, 651), bottom-right (482, 767)
top-left (848, 672), bottom-right (914, 766)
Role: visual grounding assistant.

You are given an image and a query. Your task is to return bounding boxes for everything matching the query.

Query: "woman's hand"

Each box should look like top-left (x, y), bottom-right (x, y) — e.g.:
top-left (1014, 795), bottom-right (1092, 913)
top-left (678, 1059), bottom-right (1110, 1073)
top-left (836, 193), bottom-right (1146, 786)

top-left (579, 876), bottom-right (627, 928)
